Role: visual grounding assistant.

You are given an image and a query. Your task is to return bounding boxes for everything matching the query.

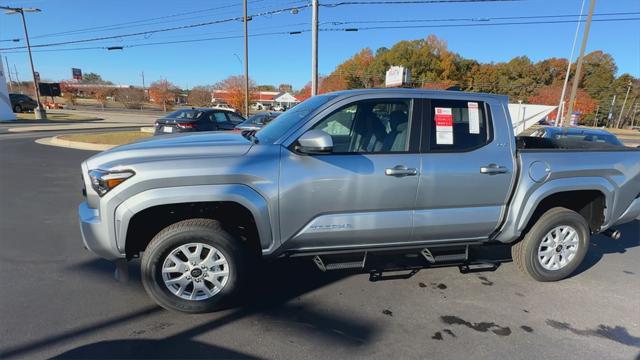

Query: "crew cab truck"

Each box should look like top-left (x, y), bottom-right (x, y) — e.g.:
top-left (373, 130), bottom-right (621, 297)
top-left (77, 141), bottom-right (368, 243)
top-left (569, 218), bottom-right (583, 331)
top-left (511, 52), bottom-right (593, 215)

top-left (79, 89), bottom-right (640, 313)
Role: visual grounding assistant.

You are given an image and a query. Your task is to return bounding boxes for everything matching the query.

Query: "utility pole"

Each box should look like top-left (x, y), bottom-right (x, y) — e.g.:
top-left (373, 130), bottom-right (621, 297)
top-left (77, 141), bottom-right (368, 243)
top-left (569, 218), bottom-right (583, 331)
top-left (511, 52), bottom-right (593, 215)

top-left (4, 56), bottom-right (13, 92)
top-left (615, 81), bottom-right (632, 128)
top-left (311, 0), bottom-right (319, 96)
top-left (592, 105), bottom-right (599, 127)
top-left (564, 0), bottom-right (595, 127)
top-left (13, 64), bottom-right (21, 93)
top-left (2, 6), bottom-right (47, 119)
top-left (607, 94), bottom-right (616, 127)
top-left (557, 0), bottom-right (585, 126)
top-left (243, 0), bottom-right (249, 117)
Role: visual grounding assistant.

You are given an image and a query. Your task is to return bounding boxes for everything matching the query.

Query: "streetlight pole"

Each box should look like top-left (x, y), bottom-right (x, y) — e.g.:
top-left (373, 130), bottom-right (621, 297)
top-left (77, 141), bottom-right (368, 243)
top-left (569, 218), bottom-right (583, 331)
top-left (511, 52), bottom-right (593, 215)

top-left (243, 0), bottom-right (249, 117)
top-left (564, 0), bottom-right (595, 127)
top-left (615, 82), bottom-right (632, 128)
top-left (311, 0), bottom-right (319, 96)
top-left (2, 6), bottom-right (46, 119)
top-left (557, 0), bottom-right (585, 126)
top-left (4, 56), bottom-right (13, 92)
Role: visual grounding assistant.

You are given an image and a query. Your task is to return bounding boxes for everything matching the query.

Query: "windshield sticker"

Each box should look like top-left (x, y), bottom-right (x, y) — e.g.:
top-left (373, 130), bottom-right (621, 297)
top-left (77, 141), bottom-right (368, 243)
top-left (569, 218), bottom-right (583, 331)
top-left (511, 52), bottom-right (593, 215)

top-left (468, 102), bottom-right (480, 134)
top-left (434, 107), bottom-right (453, 145)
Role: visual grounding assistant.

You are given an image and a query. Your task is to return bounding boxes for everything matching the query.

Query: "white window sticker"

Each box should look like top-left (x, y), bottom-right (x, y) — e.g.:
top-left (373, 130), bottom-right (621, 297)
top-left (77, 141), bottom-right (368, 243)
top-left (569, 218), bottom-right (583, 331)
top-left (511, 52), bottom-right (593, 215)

top-left (434, 107), bottom-right (453, 145)
top-left (468, 102), bottom-right (480, 134)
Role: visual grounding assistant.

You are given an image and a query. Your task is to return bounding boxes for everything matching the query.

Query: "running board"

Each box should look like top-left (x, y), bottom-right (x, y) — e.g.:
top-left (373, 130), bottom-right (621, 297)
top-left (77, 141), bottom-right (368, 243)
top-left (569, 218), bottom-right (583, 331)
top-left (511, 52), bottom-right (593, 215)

top-left (313, 253), bottom-right (367, 272)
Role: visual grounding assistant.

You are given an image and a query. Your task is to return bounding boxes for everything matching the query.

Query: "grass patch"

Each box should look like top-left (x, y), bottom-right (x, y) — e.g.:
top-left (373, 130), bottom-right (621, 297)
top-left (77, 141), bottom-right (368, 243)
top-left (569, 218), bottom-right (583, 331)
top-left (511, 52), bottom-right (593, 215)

top-left (58, 131), bottom-right (152, 145)
top-left (15, 112), bottom-right (101, 122)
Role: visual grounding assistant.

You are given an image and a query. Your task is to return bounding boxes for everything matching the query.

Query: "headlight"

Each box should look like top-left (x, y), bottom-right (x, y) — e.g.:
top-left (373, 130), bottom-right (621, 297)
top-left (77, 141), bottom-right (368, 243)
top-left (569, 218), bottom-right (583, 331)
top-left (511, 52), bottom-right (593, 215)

top-left (88, 169), bottom-right (135, 196)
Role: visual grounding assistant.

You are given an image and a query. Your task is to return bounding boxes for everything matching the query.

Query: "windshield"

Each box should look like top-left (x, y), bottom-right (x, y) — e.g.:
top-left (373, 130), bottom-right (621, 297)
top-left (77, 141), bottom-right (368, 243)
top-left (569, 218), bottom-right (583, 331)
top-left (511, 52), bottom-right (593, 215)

top-left (256, 95), bottom-right (337, 143)
top-left (244, 114), bottom-right (266, 125)
top-left (165, 109), bottom-right (202, 119)
top-left (553, 132), bottom-right (623, 146)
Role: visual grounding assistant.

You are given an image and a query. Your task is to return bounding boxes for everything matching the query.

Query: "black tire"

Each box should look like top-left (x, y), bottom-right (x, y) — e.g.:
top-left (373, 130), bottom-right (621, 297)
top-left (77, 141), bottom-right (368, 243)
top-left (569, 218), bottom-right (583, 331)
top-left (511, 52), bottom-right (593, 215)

top-left (512, 207), bottom-right (590, 282)
top-left (141, 218), bottom-right (250, 313)
top-left (13, 105), bottom-right (22, 113)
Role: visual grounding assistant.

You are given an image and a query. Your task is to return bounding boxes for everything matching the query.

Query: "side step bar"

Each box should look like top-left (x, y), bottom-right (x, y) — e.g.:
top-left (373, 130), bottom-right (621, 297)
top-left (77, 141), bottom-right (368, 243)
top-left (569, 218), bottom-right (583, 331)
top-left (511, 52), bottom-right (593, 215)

top-left (313, 252), bottom-right (367, 272)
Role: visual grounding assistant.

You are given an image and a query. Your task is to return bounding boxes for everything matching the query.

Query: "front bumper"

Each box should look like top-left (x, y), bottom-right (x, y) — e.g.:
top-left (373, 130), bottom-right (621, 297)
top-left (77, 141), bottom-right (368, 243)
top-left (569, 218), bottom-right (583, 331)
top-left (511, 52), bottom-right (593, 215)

top-left (79, 201), bottom-right (125, 260)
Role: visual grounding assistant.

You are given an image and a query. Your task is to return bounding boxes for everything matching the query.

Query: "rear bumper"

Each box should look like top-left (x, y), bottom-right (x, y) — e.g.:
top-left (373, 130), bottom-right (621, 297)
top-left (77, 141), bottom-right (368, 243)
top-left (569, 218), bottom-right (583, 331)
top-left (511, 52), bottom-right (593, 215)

top-left (613, 197), bottom-right (640, 226)
top-left (79, 201), bottom-right (125, 260)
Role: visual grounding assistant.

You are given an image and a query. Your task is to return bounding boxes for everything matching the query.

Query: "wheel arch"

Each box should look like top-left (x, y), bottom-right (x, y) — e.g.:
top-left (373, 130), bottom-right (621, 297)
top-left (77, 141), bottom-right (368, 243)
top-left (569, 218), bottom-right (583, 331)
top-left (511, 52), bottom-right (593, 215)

top-left (114, 184), bottom-right (274, 259)
top-left (495, 177), bottom-right (614, 243)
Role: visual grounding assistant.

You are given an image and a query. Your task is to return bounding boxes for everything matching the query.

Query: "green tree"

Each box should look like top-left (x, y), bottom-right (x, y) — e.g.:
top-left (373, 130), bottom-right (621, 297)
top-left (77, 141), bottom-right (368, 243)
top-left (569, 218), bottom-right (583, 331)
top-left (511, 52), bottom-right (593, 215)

top-left (581, 51), bottom-right (617, 102)
top-left (80, 72), bottom-right (113, 85)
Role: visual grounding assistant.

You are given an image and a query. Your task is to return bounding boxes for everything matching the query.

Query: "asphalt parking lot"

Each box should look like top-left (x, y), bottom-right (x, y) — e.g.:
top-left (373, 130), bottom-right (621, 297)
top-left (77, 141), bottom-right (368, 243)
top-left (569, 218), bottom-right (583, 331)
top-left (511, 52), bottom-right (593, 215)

top-left (0, 132), bottom-right (639, 359)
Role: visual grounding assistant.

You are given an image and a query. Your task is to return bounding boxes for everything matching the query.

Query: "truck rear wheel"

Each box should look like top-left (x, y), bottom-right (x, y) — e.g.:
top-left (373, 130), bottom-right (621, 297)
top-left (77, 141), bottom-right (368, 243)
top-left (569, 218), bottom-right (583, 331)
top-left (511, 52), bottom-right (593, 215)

top-left (141, 218), bottom-right (248, 313)
top-left (512, 207), bottom-right (589, 282)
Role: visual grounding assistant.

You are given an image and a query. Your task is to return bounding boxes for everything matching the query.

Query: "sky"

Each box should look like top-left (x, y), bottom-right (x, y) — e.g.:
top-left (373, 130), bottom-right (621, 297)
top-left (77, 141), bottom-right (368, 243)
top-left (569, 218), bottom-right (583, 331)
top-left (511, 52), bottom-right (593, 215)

top-left (0, 0), bottom-right (639, 90)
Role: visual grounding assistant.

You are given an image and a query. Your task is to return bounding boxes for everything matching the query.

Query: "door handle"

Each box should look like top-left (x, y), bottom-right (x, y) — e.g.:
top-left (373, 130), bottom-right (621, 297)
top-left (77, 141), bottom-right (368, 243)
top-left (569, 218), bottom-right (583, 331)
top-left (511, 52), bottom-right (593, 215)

top-left (480, 164), bottom-right (508, 175)
top-left (385, 165), bottom-right (418, 177)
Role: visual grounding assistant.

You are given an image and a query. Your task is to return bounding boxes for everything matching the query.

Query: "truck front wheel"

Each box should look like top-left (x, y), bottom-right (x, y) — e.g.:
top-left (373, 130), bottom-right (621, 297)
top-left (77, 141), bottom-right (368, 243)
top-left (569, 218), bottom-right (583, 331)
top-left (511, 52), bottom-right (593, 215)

top-left (141, 218), bottom-right (248, 313)
top-left (512, 207), bottom-right (590, 282)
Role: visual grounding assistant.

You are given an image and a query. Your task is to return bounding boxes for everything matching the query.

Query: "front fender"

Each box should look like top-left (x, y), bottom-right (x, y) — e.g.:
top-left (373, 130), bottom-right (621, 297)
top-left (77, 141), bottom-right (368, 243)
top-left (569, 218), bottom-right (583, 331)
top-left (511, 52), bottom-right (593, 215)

top-left (113, 184), bottom-right (275, 254)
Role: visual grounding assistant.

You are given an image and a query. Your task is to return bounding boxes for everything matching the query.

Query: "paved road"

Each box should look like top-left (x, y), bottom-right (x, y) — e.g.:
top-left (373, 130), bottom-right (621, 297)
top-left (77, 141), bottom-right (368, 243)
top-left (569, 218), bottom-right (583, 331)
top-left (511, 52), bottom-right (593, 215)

top-left (0, 133), bottom-right (639, 359)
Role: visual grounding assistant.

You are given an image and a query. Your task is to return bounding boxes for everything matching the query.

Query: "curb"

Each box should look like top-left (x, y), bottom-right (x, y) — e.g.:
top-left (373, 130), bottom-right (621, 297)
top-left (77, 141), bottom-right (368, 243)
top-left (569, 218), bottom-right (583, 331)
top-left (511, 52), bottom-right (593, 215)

top-left (9, 124), bottom-right (147, 133)
top-left (36, 135), bottom-right (115, 151)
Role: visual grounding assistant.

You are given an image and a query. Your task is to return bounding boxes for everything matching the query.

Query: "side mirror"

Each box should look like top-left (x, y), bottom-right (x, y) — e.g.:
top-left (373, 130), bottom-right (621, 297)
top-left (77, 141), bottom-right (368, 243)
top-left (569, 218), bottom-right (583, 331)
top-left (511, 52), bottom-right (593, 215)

top-left (296, 130), bottom-right (333, 154)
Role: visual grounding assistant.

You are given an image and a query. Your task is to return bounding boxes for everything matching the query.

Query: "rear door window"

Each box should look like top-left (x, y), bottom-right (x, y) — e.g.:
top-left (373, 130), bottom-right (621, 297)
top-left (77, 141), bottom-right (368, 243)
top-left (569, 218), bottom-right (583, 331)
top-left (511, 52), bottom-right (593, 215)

top-left (427, 100), bottom-right (491, 152)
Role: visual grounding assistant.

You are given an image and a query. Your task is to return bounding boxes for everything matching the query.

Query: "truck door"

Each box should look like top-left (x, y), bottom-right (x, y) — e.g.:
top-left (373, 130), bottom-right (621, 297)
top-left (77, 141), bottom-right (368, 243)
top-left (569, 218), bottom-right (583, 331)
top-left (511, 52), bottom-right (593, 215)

top-left (412, 98), bottom-right (515, 243)
top-left (278, 97), bottom-right (422, 251)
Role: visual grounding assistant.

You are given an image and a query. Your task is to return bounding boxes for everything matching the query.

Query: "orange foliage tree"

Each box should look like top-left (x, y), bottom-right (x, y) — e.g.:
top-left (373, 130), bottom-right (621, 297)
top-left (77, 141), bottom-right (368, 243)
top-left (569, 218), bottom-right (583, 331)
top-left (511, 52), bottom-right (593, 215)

top-left (529, 85), bottom-right (597, 122)
top-left (60, 81), bottom-right (78, 105)
top-left (213, 75), bottom-right (255, 116)
top-left (148, 79), bottom-right (178, 112)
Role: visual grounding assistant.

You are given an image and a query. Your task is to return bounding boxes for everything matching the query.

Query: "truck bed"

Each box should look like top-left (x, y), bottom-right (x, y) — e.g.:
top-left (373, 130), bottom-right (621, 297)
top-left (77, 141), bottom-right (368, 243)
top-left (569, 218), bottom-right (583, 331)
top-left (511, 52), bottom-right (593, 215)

top-left (516, 136), bottom-right (640, 151)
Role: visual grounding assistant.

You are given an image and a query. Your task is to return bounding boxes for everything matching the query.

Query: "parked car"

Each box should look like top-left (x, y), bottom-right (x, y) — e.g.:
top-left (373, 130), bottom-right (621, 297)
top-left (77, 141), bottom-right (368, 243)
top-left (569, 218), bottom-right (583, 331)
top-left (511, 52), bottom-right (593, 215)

top-left (213, 103), bottom-right (236, 112)
top-left (154, 108), bottom-right (245, 135)
top-left (79, 89), bottom-right (640, 313)
top-left (272, 104), bottom-right (285, 112)
top-left (234, 111), bottom-right (281, 131)
top-left (9, 93), bottom-right (38, 113)
top-left (530, 126), bottom-right (625, 146)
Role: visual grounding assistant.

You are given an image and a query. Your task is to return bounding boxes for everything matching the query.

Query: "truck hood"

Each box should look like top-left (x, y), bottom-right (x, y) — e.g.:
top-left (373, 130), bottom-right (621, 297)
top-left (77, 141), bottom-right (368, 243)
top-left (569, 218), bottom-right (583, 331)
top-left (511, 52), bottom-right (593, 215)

top-left (84, 132), bottom-right (254, 170)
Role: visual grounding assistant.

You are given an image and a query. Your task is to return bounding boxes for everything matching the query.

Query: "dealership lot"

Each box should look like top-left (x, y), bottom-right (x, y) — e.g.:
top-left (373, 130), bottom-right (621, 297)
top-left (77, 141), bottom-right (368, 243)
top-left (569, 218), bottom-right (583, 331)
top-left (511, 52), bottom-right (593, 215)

top-left (0, 132), bottom-right (639, 359)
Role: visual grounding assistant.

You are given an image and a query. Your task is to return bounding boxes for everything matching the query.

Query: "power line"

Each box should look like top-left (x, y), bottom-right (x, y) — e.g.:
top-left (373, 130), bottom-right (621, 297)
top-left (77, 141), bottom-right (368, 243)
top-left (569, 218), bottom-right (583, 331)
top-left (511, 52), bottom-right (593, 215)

top-left (21, 0), bottom-right (269, 40)
top-left (321, 0), bottom-right (523, 7)
top-left (0, 4), bottom-right (310, 50)
top-left (3, 16), bottom-right (638, 53)
top-left (323, 11), bottom-right (640, 25)
top-left (322, 16), bottom-right (640, 31)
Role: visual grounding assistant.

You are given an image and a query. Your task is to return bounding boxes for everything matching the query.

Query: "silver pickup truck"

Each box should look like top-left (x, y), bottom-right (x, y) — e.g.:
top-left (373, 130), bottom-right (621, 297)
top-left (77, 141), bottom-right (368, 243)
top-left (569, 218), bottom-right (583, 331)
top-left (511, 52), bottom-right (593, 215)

top-left (79, 89), bottom-right (640, 313)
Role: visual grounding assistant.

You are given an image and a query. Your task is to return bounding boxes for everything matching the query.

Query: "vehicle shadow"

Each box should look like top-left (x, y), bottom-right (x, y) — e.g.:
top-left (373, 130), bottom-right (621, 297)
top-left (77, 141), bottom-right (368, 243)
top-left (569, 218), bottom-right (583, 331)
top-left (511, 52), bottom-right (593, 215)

top-left (3, 259), bottom-right (375, 359)
top-left (52, 339), bottom-right (259, 359)
top-left (574, 220), bottom-right (640, 276)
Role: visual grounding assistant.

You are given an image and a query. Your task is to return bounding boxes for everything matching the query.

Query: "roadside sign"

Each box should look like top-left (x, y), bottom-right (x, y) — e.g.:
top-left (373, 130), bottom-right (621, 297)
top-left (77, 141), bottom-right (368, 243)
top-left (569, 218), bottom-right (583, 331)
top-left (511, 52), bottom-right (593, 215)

top-left (39, 83), bottom-right (61, 97)
top-left (72, 68), bottom-right (82, 80)
top-left (385, 66), bottom-right (410, 88)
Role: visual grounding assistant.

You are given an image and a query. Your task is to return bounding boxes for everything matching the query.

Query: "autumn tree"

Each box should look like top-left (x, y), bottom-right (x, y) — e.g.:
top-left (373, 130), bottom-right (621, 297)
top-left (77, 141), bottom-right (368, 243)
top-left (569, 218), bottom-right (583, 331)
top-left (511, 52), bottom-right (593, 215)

top-left (148, 79), bottom-right (178, 112)
top-left (60, 81), bottom-right (78, 105)
top-left (116, 87), bottom-right (146, 109)
top-left (319, 73), bottom-right (348, 93)
top-left (528, 85), bottom-right (597, 124)
top-left (213, 75), bottom-right (256, 115)
top-left (295, 83), bottom-right (312, 102)
top-left (188, 86), bottom-right (212, 106)
top-left (89, 86), bottom-right (115, 110)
